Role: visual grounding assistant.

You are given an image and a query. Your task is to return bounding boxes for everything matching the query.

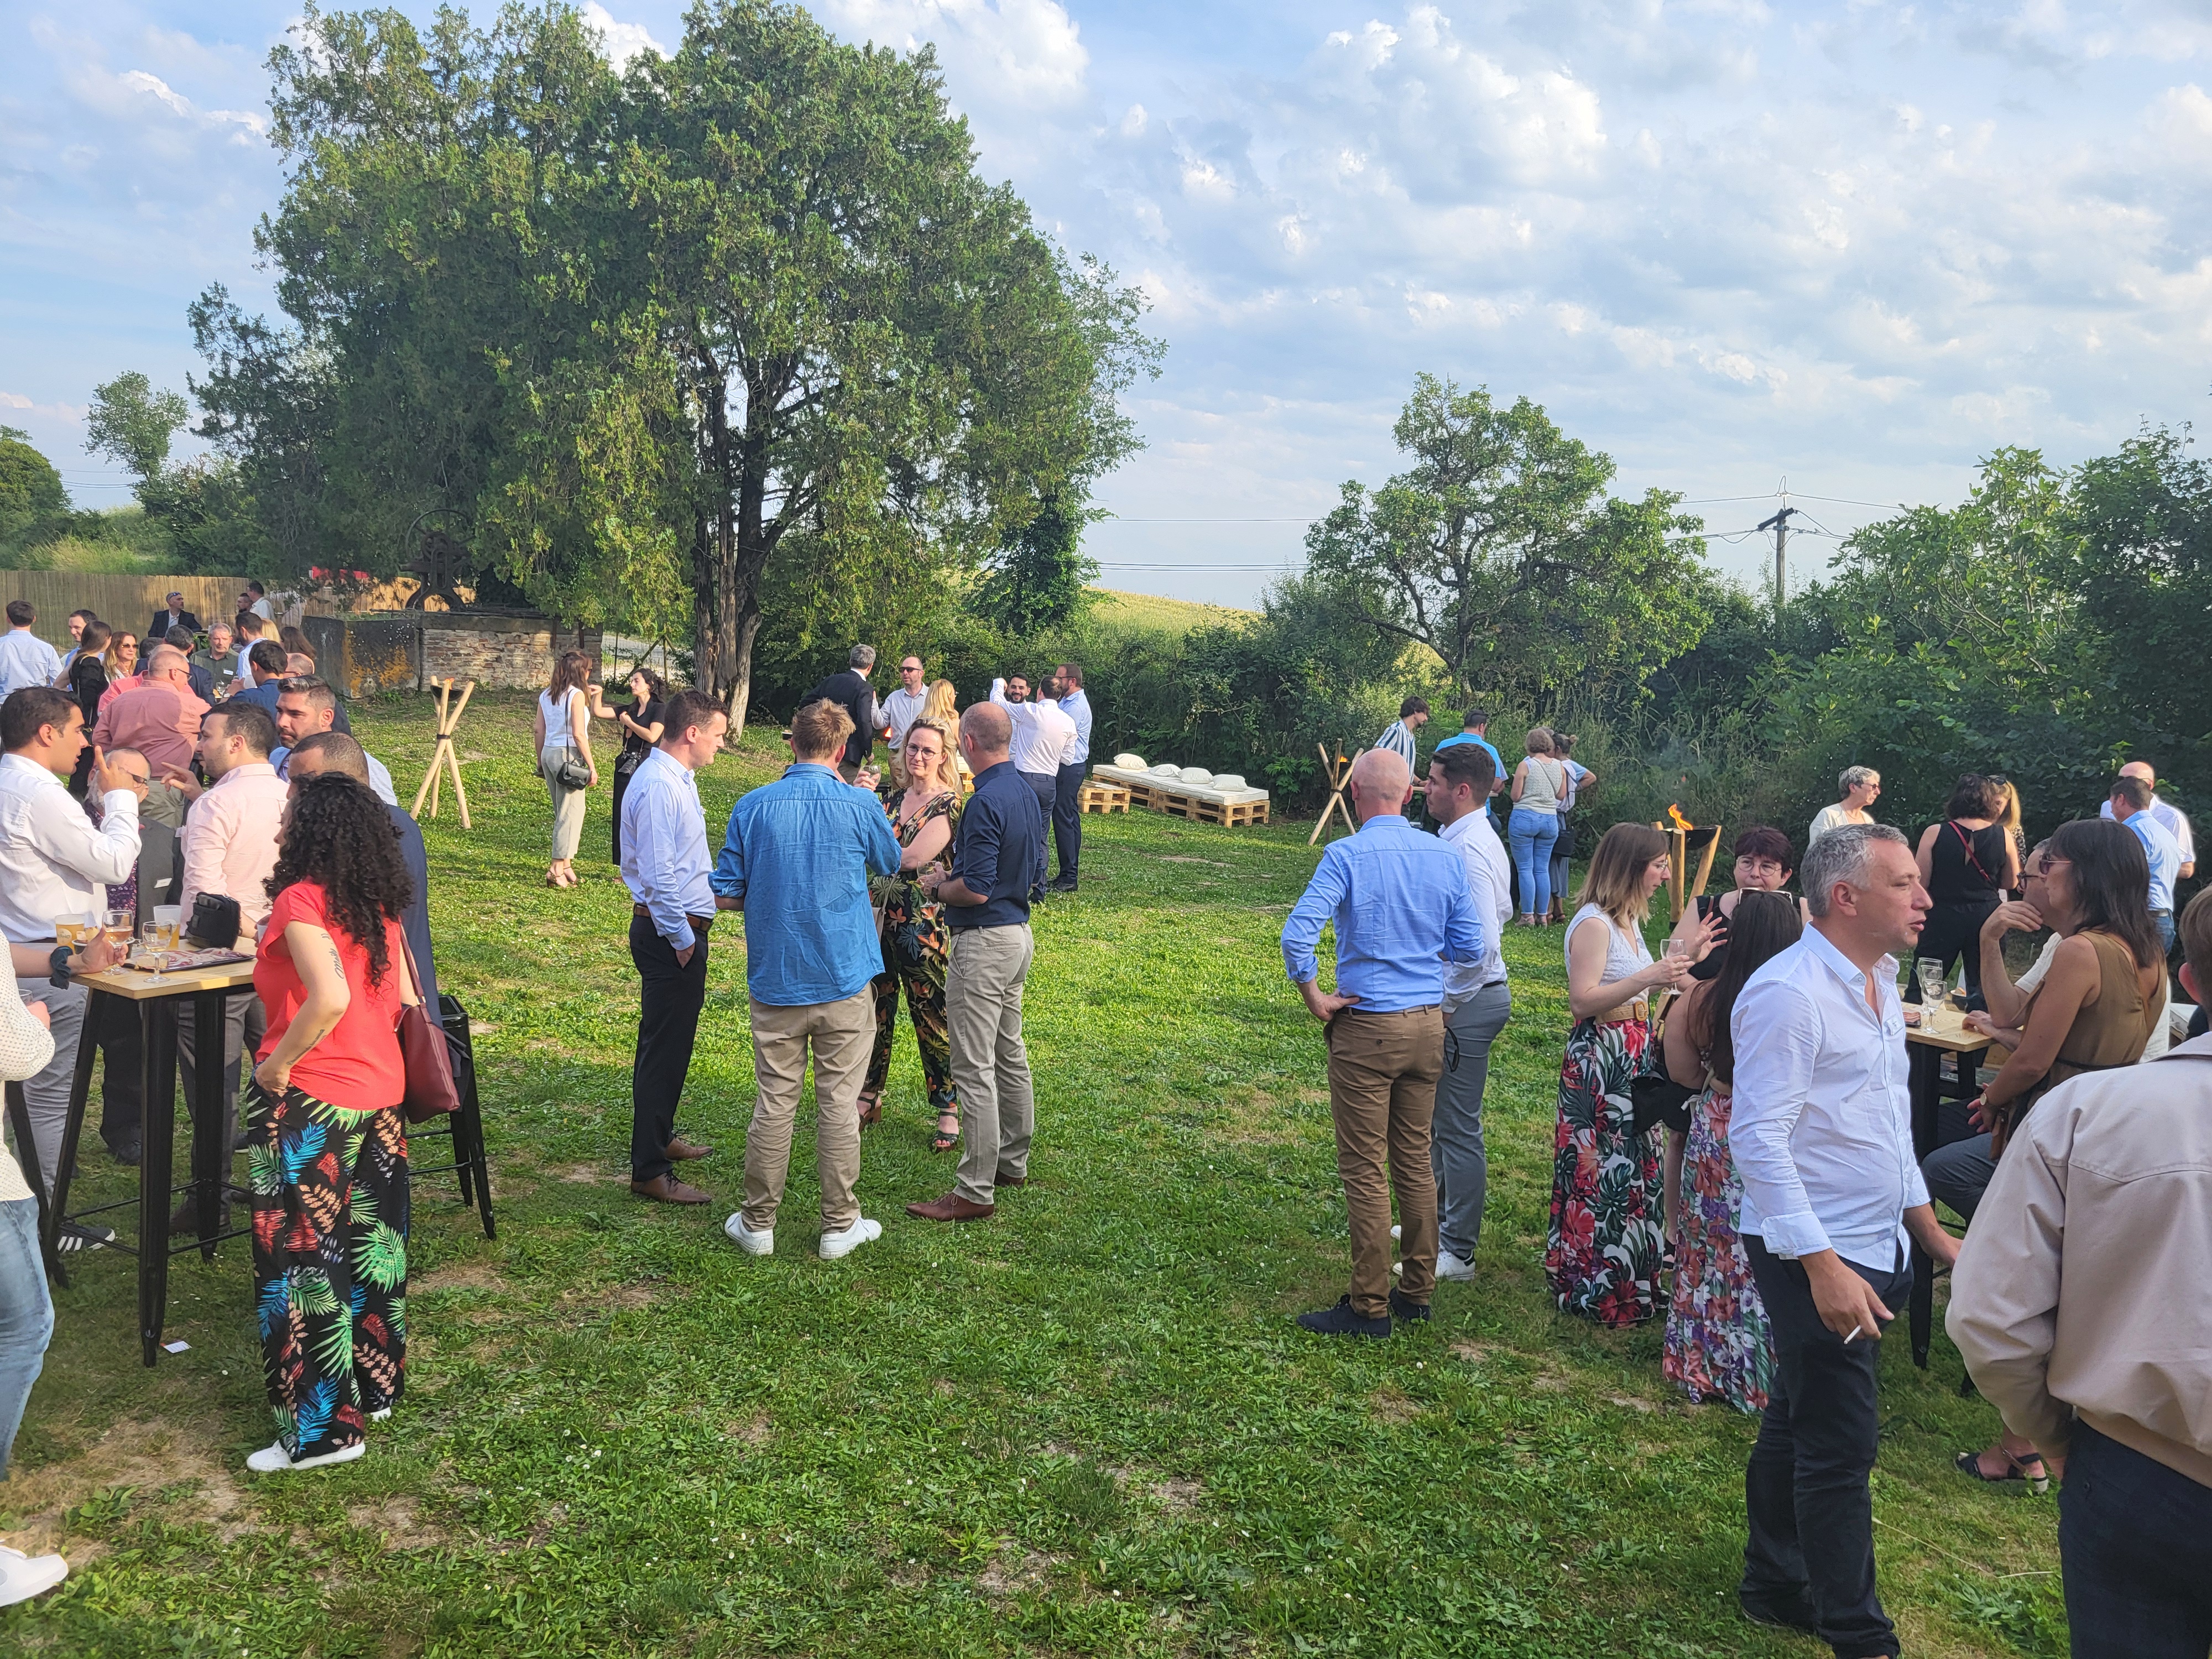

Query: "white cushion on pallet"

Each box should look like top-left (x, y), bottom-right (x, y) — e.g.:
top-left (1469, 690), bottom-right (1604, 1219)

top-left (1209, 774), bottom-right (1246, 791)
top-left (1113, 752), bottom-right (1146, 770)
top-left (1178, 766), bottom-right (1214, 785)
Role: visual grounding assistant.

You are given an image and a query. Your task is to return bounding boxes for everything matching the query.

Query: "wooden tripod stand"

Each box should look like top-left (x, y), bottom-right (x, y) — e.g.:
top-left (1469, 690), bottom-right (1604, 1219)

top-left (412, 677), bottom-right (476, 828)
top-left (1308, 743), bottom-right (1356, 845)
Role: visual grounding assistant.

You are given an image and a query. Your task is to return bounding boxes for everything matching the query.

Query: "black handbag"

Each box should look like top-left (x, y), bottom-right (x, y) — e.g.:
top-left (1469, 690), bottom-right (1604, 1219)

top-left (186, 892), bottom-right (242, 949)
top-left (1630, 994), bottom-right (1698, 1137)
top-left (547, 690), bottom-right (591, 790)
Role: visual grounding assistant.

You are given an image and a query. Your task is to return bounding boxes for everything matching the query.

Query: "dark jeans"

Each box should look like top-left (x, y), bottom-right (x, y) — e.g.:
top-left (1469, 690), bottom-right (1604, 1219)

top-left (2062, 1420), bottom-right (2212, 1658)
top-left (1743, 1237), bottom-right (1911, 1658)
top-left (1923, 1133), bottom-right (1996, 1224)
top-left (611, 762), bottom-right (635, 867)
top-left (1908, 898), bottom-right (1998, 1011)
top-left (1052, 761), bottom-right (1084, 883)
top-left (629, 913), bottom-right (711, 1183)
top-left (97, 988), bottom-right (143, 1150)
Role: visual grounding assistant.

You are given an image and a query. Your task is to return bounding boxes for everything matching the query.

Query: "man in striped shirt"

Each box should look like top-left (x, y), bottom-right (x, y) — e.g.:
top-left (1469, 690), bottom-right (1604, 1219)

top-left (1372, 697), bottom-right (1429, 770)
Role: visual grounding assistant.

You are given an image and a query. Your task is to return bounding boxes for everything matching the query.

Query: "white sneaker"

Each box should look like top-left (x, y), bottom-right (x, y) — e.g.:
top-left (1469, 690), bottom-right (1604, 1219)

top-left (0, 1543), bottom-right (69, 1607)
top-left (1436, 1249), bottom-right (1475, 1283)
top-left (1390, 1224), bottom-right (1402, 1241)
top-left (818, 1217), bottom-right (882, 1261)
top-left (246, 1439), bottom-right (367, 1474)
top-left (369, 1407), bottom-right (392, 1423)
top-left (723, 1213), bottom-right (774, 1256)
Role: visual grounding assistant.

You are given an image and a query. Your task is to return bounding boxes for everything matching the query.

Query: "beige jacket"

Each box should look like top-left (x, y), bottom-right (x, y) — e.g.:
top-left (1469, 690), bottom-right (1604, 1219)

top-left (1948, 1031), bottom-right (2212, 1486)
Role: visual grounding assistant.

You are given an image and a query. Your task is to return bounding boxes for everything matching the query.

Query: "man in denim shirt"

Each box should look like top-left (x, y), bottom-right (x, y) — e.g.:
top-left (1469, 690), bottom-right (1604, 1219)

top-left (712, 698), bottom-right (900, 1260)
top-left (908, 703), bottom-right (1046, 1222)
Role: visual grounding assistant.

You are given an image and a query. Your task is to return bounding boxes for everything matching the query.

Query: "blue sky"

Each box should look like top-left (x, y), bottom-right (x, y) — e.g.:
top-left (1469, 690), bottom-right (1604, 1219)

top-left (7, 1), bottom-right (2212, 604)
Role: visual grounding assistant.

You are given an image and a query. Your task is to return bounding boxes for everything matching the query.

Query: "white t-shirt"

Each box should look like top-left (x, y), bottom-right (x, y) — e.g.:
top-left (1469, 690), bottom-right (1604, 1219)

top-left (1808, 802), bottom-right (1867, 844)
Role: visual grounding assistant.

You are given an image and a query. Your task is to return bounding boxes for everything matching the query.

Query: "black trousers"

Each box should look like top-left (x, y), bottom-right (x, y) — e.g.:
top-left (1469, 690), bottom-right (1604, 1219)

top-left (97, 989), bottom-right (143, 1150)
top-left (1907, 898), bottom-right (1997, 1010)
top-left (1743, 1238), bottom-right (1912, 1659)
top-left (2062, 1421), bottom-right (2212, 1658)
top-left (629, 913), bottom-right (711, 1183)
top-left (610, 763), bottom-right (635, 867)
top-left (1052, 761), bottom-right (1084, 883)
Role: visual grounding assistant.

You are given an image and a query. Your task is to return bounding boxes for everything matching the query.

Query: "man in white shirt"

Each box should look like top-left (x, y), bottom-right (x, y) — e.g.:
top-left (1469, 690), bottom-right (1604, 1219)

top-left (1048, 663), bottom-right (1093, 894)
top-left (0, 688), bottom-right (142, 1202)
top-left (242, 581), bottom-right (274, 623)
top-left (989, 673), bottom-right (1077, 838)
top-left (880, 653), bottom-right (928, 789)
top-left (1371, 696), bottom-right (1428, 770)
top-left (1728, 822), bottom-right (1960, 1651)
top-left (0, 603), bottom-right (62, 700)
top-left (51, 609), bottom-right (96, 686)
top-left (2099, 760), bottom-right (2195, 879)
top-left (1421, 742), bottom-right (1510, 1280)
top-left (268, 677), bottom-right (399, 806)
top-left (2108, 775), bottom-right (2185, 953)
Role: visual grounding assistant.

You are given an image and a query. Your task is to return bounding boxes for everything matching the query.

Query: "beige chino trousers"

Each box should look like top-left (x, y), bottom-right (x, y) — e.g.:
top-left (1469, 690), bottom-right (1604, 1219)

top-left (740, 988), bottom-right (874, 1233)
top-left (948, 922), bottom-right (1035, 1206)
top-left (1326, 1005), bottom-right (1444, 1317)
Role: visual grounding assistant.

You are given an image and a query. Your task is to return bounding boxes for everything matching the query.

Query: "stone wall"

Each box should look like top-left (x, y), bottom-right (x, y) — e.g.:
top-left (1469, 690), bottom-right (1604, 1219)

top-left (302, 611), bottom-right (602, 698)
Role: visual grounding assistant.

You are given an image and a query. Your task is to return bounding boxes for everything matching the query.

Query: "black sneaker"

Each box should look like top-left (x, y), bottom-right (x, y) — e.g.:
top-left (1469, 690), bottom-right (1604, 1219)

top-left (1738, 1589), bottom-right (1819, 1634)
top-left (1295, 1296), bottom-right (1391, 1339)
top-left (105, 1137), bottom-right (140, 1167)
top-left (57, 1221), bottom-right (115, 1254)
top-left (1387, 1287), bottom-right (1430, 1324)
top-left (1047, 876), bottom-right (1078, 893)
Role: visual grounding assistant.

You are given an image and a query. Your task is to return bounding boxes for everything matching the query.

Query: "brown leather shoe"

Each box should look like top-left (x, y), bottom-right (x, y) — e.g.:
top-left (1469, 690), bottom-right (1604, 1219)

top-left (994, 1172), bottom-right (1026, 1188)
top-left (630, 1173), bottom-right (712, 1204)
top-left (904, 1192), bottom-right (995, 1222)
top-left (664, 1138), bottom-right (714, 1161)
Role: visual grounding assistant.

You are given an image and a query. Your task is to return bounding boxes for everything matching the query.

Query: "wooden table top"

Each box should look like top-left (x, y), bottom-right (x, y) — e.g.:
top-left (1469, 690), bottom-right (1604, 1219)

top-left (74, 957), bottom-right (257, 1002)
top-left (1906, 1004), bottom-right (1995, 1053)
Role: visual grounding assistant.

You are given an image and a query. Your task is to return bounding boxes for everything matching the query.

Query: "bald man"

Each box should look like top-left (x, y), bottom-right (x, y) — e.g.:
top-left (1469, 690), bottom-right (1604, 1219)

top-left (2099, 760), bottom-right (2195, 881)
top-left (1281, 749), bottom-right (1485, 1338)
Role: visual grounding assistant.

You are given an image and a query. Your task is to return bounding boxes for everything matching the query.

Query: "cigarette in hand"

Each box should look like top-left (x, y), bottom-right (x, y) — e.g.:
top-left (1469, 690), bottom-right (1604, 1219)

top-left (1844, 1324), bottom-right (1865, 1344)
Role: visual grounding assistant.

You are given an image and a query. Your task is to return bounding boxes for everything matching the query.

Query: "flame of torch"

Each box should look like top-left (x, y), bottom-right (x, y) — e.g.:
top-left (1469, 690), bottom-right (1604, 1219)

top-left (1667, 804), bottom-right (1694, 832)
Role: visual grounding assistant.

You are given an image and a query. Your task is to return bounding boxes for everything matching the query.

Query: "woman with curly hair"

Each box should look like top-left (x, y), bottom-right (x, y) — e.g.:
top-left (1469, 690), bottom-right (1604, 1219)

top-left (857, 716), bottom-right (963, 1147)
top-left (589, 665), bottom-right (668, 866)
top-left (243, 772), bottom-right (425, 1473)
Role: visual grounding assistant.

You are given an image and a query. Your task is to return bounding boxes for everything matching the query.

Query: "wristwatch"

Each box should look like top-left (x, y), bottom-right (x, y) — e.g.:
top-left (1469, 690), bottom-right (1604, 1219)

top-left (48, 946), bottom-right (73, 990)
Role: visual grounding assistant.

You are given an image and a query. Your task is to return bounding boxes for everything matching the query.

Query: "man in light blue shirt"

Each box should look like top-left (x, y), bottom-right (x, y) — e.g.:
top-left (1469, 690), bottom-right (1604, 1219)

top-left (711, 696), bottom-right (900, 1262)
top-left (1048, 662), bottom-right (1092, 893)
top-left (1728, 823), bottom-right (1960, 1651)
top-left (2110, 775), bottom-right (2184, 952)
top-left (1282, 748), bottom-right (1482, 1339)
top-left (620, 689), bottom-right (727, 1207)
top-left (1430, 707), bottom-right (1506, 828)
top-left (0, 602), bottom-right (62, 699)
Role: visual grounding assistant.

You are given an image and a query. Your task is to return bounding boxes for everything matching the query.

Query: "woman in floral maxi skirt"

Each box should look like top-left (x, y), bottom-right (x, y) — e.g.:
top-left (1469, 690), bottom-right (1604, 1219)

top-left (1546, 825), bottom-right (1707, 1326)
top-left (244, 772), bottom-right (421, 1473)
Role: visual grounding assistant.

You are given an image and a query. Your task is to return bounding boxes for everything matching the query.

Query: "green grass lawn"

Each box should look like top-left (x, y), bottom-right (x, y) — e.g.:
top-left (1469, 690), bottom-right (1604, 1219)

top-left (3, 692), bottom-right (2062, 1658)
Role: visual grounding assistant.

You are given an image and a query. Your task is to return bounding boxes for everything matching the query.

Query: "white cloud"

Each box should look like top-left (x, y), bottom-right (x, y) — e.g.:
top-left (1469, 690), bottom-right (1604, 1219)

top-left (814, 0), bottom-right (1089, 112)
top-left (581, 4), bottom-right (668, 70)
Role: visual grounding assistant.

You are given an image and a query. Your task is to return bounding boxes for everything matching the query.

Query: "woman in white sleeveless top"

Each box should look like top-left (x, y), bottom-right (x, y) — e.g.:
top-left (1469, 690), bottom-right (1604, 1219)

top-left (533, 649), bottom-right (597, 888)
top-left (1509, 728), bottom-right (1570, 927)
top-left (1544, 823), bottom-right (1710, 1326)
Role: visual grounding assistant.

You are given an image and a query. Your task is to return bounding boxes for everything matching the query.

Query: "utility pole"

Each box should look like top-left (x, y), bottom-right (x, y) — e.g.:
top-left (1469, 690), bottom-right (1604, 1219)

top-left (1756, 504), bottom-right (1797, 614)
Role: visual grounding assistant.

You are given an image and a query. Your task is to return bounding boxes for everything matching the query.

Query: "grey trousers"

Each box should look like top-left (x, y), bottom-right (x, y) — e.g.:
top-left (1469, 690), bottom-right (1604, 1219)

top-left (1435, 982), bottom-right (1510, 1261)
top-left (1923, 1133), bottom-right (1997, 1224)
top-left (176, 993), bottom-right (266, 1149)
top-left (10, 979), bottom-right (86, 1194)
top-left (948, 923), bottom-right (1034, 1206)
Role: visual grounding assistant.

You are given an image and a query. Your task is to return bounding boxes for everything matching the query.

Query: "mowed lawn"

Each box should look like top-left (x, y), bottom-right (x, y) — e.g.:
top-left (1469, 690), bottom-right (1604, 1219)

top-left (4, 691), bottom-right (2062, 1658)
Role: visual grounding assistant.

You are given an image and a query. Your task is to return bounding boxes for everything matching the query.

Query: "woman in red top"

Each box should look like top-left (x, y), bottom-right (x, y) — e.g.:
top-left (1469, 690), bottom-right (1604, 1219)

top-left (244, 773), bottom-right (425, 1474)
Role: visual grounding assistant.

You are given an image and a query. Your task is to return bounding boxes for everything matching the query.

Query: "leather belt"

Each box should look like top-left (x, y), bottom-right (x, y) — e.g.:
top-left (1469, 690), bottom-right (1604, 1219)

top-left (634, 904), bottom-right (714, 935)
top-left (1595, 995), bottom-right (1651, 1024)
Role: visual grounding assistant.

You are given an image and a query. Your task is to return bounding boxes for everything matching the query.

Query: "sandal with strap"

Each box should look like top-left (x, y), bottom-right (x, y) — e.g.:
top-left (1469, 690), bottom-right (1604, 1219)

top-left (1954, 1448), bottom-right (2049, 1494)
top-left (930, 1112), bottom-right (960, 1154)
top-left (856, 1092), bottom-right (881, 1129)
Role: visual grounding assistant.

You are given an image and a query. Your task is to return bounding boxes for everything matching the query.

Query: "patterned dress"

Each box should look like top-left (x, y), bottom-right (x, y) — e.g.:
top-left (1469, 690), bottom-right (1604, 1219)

top-left (1663, 1083), bottom-right (1775, 1412)
top-left (864, 791), bottom-right (960, 1120)
top-left (1545, 905), bottom-right (1667, 1326)
top-left (249, 1087), bottom-right (409, 1459)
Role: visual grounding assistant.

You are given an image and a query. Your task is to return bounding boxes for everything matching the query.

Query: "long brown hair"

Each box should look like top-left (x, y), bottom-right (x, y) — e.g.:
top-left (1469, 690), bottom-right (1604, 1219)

top-left (2048, 818), bottom-right (2164, 972)
top-left (546, 649), bottom-right (591, 698)
top-left (1578, 823), bottom-right (1670, 927)
top-left (1691, 890), bottom-right (1803, 1088)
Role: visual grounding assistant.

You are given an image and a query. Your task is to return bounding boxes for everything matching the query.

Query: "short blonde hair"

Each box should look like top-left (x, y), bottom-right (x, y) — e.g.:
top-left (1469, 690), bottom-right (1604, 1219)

top-left (901, 716), bottom-right (961, 796)
top-left (790, 697), bottom-right (854, 761)
top-left (1578, 823), bottom-right (1670, 927)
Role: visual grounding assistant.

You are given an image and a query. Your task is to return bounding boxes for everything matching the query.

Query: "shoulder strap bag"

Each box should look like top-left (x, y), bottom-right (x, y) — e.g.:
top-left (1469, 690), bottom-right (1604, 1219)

top-left (1948, 820), bottom-right (1996, 888)
top-left (395, 937), bottom-right (460, 1123)
top-left (551, 690), bottom-right (591, 790)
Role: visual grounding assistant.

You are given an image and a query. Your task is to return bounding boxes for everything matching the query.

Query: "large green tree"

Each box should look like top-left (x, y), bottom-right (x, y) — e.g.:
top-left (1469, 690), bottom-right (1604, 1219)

top-left (85, 372), bottom-right (189, 493)
top-left (1303, 374), bottom-right (1711, 707)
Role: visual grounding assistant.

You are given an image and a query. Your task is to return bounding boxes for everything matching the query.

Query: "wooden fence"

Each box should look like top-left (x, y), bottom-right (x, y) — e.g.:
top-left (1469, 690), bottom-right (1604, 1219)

top-left (0, 574), bottom-right (251, 649)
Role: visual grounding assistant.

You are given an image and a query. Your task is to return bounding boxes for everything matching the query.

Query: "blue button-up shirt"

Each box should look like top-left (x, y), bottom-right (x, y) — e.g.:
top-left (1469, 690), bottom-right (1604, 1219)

top-left (1431, 730), bottom-right (1504, 781)
top-left (711, 761), bottom-right (900, 1005)
top-left (1281, 814), bottom-right (1483, 1011)
top-left (2124, 810), bottom-right (2183, 912)
top-left (950, 760), bottom-right (1046, 930)
top-left (621, 747), bottom-right (715, 951)
top-left (1058, 688), bottom-right (1093, 765)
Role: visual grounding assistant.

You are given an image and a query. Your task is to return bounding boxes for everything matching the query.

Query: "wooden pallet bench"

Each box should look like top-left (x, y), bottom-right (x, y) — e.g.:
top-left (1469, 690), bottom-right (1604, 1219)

top-left (1154, 787), bottom-right (1270, 827)
top-left (1077, 781), bottom-right (1130, 815)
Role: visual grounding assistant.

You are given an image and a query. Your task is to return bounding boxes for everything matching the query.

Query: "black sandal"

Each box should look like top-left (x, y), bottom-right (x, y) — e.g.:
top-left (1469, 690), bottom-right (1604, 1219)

top-left (1953, 1448), bottom-right (2049, 1494)
top-left (931, 1112), bottom-right (959, 1153)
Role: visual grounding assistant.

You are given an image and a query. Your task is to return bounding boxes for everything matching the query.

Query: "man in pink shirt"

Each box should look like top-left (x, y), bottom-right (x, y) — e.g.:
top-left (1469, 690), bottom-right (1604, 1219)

top-left (170, 699), bottom-right (288, 1232)
top-left (91, 645), bottom-right (206, 783)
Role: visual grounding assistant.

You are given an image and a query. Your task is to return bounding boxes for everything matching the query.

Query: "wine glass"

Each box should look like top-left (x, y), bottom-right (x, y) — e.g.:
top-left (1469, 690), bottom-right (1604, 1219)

top-left (139, 922), bottom-right (170, 984)
top-left (104, 909), bottom-right (134, 956)
top-left (1917, 959), bottom-right (1945, 1024)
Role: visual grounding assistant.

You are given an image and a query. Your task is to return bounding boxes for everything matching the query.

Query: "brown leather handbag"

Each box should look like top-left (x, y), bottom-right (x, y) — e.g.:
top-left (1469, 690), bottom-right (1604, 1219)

top-left (396, 942), bottom-right (460, 1124)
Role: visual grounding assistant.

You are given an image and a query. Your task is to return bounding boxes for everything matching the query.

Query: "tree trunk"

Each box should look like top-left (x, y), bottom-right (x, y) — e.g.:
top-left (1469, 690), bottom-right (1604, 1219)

top-left (727, 595), bottom-right (762, 735)
top-left (689, 510), bottom-right (717, 698)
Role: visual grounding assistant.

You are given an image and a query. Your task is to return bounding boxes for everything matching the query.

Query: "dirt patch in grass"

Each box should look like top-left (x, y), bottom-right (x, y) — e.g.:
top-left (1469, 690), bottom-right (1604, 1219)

top-left (1448, 1340), bottom-right (1493, 1365)
top-left (1212, 1087), bottom-right (1306, 1146)
top-left (728, 1411), bottom-right (774, 1447)
top-left (1605, 1394), bottom-right (1656, 1415)
top-left (1370, 1389), bottom-right (1423, 1427)
top-left (2, 1417), bottom-right (252, 1558)
top-left (557, 1281), bottom-right (668, 1316)
top-left (348, 1494), bottom-right (453, 1551)
top-left (413, 1262), bottom-right (510, 1296)
top-left (978, 1547), bottom-right (1060, 1598)
top-left (554, 1164), bottom-right (605, 1184)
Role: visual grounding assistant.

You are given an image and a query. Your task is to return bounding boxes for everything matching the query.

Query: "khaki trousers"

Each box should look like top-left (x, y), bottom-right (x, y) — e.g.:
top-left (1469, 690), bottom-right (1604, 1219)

top-left (947, 923), bottom-right (1034, 1206)
top-left (1326, 1005), bottom-right (1444, 1317)
top-left (740, 988), bottom-right (873, 1232)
